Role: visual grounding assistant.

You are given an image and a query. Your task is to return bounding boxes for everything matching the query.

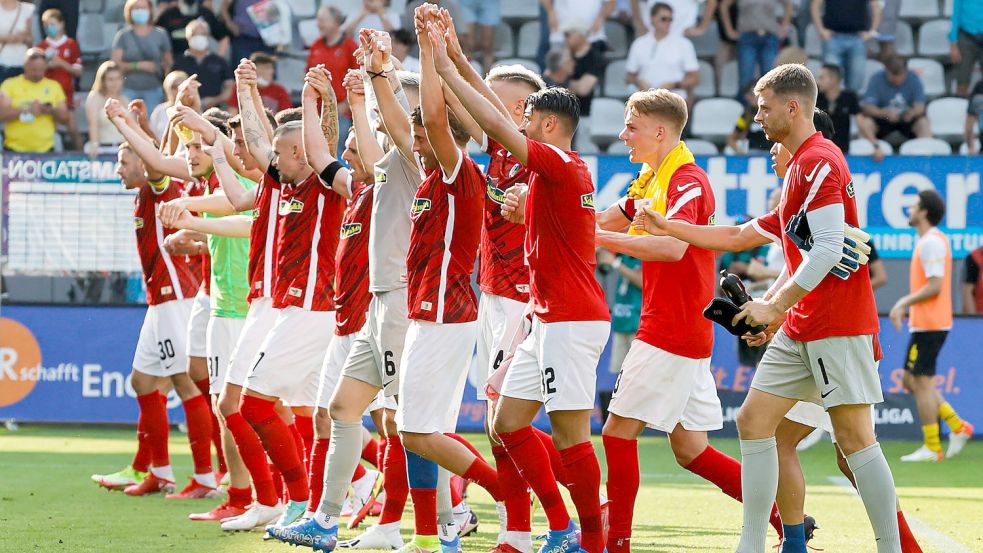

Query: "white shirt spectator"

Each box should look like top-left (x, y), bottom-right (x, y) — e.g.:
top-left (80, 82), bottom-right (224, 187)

top-left (552, 0), bottom-right (610, 44)
top-left (625, 31), bottom-right (699, 98)
top-left (0, 1), bottom-right (34, 68)
top-left (637, 0), bottom-right (703, 35)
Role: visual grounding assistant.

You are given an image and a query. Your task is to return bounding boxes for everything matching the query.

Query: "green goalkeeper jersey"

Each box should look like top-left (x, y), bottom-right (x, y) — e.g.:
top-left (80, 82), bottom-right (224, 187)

top-left (206, 173), bottom-right (256, 319)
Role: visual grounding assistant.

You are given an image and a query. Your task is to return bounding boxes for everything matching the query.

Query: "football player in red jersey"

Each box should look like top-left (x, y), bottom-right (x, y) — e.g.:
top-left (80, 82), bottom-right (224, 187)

top-left (432, 12), bottom-right (610, 553)
top-left (634, 64), bottom-right (901, 553)
top-left (593, 88), bottom-right (783, 553)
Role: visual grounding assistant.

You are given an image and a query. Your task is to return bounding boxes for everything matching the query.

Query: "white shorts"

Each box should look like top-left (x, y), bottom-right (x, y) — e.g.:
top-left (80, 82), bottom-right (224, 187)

top-left (133, 299), bottom-right (194, 378)
top-left (186, 291), bottom-right (210, 357)
top-left (474, 294), bottom-right (528, 401)
top-left (341, 288), bottom-right (411, 398)
top-left (396, 320), bottom-right (477, 434)
top-left (501, 316), bottom-right (610, 413)
top-left (226, 297), bottom-right (279, 388)
top-left (206, 315), bottom-right (247, 395)
top-left (316, 332), bottom-right (359, 409)
top-left (245, 306), bottom-right (334, 406)
top-left (608, 340), bottom-right (722, 433)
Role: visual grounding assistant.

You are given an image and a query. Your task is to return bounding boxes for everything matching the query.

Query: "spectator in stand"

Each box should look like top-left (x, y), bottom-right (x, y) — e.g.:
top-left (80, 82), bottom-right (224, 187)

top-left (857, 56), bottom-right (930, 145)
top-left (596, 249), bottom-right (643, 413)
top-left (720, 0), bottom-right (792, 91)
top-left (306, 5), bottom-right (358, 157)
top-left (0, 0), bottom-right (35, 82)
top-left (963, 79), bottom-right (983, 153)
top-left (172, 19), bottom-right (234, 110)
top-left (149, 69), bottom-right (189, 140)
top-left (0, 48), bottom-right (69, 153)
top-left (458, 0), bottom-right (500, 73)
top-left (111, 0), bottom-right (172, 113)
top-left (727, 82), bottom-right (771, 154)
top-left (625, 3), bottom-right (700, 101)
top-left (37, 0), bottom-right (78, 39)
top-left (220, 0), bottom-right (276, 63)
top-left (543, 48), bottom-right (574, 87)
top-left (950, 0), bottom-right (983, 97)
top-left (816, 63), bottom-right (880, 159)
top-left (37, 8), bottom-right (82, 150)
top-left (874, 0), bottom-right (900, 62)
top-left (560, 20), bottom-right (604, 149)
top-left (85, 61), bottom-right (130, 159)
top-left (542, 0), bottom-right (617, 54)
top-left (226, 52), bottom-right (291, 115)
top-left (404, 0), bottom-right (465, 47)
top-left (810, 0), bottom-right (880, 93)
top-left (963, 246), bottom-right (983, 313)
top-left (391, 29), bottom-right (420, 72)
top-left (342, 0), bottom-right (401, 38)
top-left (632, 0), bottom-right (717, 38)
top-left (156, 0), bottom-right (231, 58)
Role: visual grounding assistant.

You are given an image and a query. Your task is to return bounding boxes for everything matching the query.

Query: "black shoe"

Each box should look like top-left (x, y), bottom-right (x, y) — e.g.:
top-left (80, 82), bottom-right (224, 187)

top-left (803, 515), bottom-right (819, 542)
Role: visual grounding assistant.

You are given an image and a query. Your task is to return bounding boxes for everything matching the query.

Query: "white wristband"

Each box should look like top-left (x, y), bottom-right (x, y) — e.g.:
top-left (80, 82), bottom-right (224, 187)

top-left (382, 60), bottom-right (394, 72)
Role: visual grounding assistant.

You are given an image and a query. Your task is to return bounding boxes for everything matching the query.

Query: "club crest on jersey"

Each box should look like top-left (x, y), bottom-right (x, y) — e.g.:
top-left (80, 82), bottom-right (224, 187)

top-left (134, 217), bottom-right (144, 229)
top-left (341, 222), bottom-right (363, 238)
top-left (708, 214), bottom-right (716, 225)
top-left (508, 163), bottom-right (521, 178)
top-left (279, 198), bottom-right (304, 215)
top-left (410, 198), bottom-right (431, 218)
top-left (288, 287), bottom-right (303, 297)
top-left (486, 177), bottom-right (506, 205)
top-left (846, 181), bottom-right (855, 198)
top-left (375, 169), bottom-right (387, 184)
top-left (581, 193), bottom-right (595, 209)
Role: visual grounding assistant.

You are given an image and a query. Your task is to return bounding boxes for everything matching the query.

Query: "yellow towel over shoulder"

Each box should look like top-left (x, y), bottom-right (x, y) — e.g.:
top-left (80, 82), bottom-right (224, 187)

top-left (626, 142), bottom-right (695, 235)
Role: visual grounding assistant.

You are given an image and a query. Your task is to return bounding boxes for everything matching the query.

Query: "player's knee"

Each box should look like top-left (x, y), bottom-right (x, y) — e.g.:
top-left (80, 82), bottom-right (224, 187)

top-left (398, 431), bottom-right (426, 455)
top-left (735, 408), bottom-right (756, 437)
top-left (314, 408), bottom-right (332, 436)
top-left (217, 392), bottom-right (238, 418)
top-left (328, 397), bottom-right (358, 422)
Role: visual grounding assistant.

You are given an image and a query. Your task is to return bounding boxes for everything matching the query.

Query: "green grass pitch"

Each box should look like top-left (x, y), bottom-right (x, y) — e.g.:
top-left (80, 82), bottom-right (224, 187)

top-left (2, 427), bottom-right (982, 552)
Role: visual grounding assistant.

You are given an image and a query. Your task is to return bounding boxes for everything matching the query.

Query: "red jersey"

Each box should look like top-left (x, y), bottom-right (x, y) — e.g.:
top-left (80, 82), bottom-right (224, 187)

top-left (183, 175), bottom-right (218, 295)
top-left (272, 168), bottom-right (346, 311)
top-left (523, 139), bottom-right (609, 323)
top-left (620, 164), bottom-right (716, 359)
top-left (38, 36), bottom-right (81, 105)
top-left (133, 179), bottom-right (199, 305)
top-left (247, 170), bottom-right (283, 301)
top-left (306, 35), bottom-right (358, 104)
top-left (480, 138), bottom-right (530, 303)
top-left (406, 155), bottom-right (484, 323)
top-left (228, 82), bottom-right (293, 113)
top-left (753, 132), bottom-right (879, 342)
top-left (334, 181), bottom-right (373, 335)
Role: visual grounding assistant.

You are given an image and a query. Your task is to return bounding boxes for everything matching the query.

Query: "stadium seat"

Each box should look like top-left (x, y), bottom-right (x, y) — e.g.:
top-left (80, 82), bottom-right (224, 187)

top-left (516, 20), bottom-right (540, 58)
top-left (298, 19), bottom-right (320, 48)
top-left (501, 0), bottom-right (539, 21)
top-left (899, 137), bottom-right (953, 155)
top-left (495, 25), bottom-right (515, 58)
top-left (81, 0), bottom-right (103, 13)
top-left (607, 141), bottom-right (630, 154)
top-left (276, 57), bottom-right (308, 94)
top-left (685, 138), bottom-right (720, 155)
top-left (75, 92), bottom-right (89, 135)
top-left (694, 60), bottom-right (716, 99)
top-left (590, 97), bottom-right (628, 146)
top-left (862, 58), bottom-right (886, 92)
top-left (804, 24), bottom-right (823, 57)
top-left (918, 19), bottom-right (951, 57)
top-left (291, 0), bottom-right (317, 19)
top-left (908, 57), bottom-right (946, 98)
top-left (849, 138), bottom-right (895, 155)
top-left (105, 0), bottom-right (125, 22)
top-left (899, 0), bottom-right (940, 19)
top-left (959, 139), bottom-right (980, 153)
top-left (892, 21), bottom-right (915, 57)
top-left (604, 21), bottom-right (629, 58)
top-left (690, 20), bottom-right (720, 59)
top-left (493, 58), bottom-right (541, 73)
top-left (719, 60), bottom-right (738, 98)
top-left (927, 97), bottom-right (969, 141)
top-left (690, 97), bottom-right (743, 142)
top-left (944, 0), bottom-right (954, 17)
top-left (78, 15), bottom-right (107, 56)
top-left (604, 59), bottom-right (630, 98)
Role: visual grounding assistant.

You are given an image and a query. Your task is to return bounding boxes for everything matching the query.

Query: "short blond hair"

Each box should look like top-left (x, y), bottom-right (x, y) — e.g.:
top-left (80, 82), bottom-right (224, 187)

top-left (625, 88), bottom-right (688, 131)
top-left (754, 64), bottom-right (817, 110)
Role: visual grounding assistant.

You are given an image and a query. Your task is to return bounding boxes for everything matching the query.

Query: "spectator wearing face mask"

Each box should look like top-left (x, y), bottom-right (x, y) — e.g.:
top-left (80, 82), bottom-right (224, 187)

top-left (37, 8), bottom-right (82, 149)
top-left (111, 0), bottom-right (173, 113)
top-left (226, 51), bottom-right (292, 115)
top-left (156, 0), bottom-right (231, 57)
top-left (172, 20), bottom-right (234, 109)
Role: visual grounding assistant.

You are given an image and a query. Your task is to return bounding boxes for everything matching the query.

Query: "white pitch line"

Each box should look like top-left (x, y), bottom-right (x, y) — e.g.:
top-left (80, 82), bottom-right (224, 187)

top-left (826, 476), bottom-right (974, 553)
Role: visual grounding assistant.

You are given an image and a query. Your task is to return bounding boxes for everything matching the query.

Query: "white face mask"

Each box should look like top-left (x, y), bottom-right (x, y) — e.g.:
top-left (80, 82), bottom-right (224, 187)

top-left (188, 35), bottom-right (209, 52)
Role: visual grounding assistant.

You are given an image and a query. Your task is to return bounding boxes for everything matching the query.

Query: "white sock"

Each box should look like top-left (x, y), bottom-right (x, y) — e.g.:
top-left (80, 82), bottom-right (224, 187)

top-left (505, 530), bottom-right (533, 552)
top-left (378, 521), bottom-right (401, 535)
top-left (847, 443), bottom-right (902, 553)
top-left (735, 438), bottom-right (778, 553)
top-left (150, 465), bottom-right (174, 481)
top-left (193, 472), bottom-right (217, 487)
top-left (313, 511), bottom-right (338, 529)
top-left (452, 500), bottom-right (469, 515)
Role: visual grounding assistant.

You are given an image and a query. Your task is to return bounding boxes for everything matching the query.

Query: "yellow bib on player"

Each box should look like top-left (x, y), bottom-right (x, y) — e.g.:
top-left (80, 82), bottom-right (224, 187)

top-left (626, 142), bottom-right (696, 235)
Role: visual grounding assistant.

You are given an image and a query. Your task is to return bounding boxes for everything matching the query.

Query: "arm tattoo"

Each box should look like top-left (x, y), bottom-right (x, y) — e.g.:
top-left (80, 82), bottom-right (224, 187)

top-left (321, 92), bottom-right (339, 152)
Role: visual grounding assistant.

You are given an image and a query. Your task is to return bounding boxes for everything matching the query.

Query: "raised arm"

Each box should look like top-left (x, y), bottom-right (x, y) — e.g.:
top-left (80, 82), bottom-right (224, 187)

top-left (235, 59), bottom-right (274, 170)
top-left (437, 8), bottom-right (511, 121)
top-left (303, 67), bottom-right (353, 199)
top-left (172, 104), bottom-right (251, 178)
top-left (363, 30), bottom-right (414, 161)
top-left (344, 68), bottom-right (385, 168)
top-left (317, 68), bottom-right (341, 153)
top-left (105, 98), bottom-right (192, 180)
top-left (419, 16), bottom-right (463, 177)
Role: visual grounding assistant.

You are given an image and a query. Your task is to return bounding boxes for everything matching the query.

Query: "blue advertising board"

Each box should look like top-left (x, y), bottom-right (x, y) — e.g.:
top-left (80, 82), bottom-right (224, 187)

top-left (1, 305), bottom-right (978, 438)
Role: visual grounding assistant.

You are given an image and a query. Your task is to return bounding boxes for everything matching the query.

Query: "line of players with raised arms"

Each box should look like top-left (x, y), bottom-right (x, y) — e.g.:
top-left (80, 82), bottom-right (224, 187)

top-left (91, 4), bottom-right (924, 553)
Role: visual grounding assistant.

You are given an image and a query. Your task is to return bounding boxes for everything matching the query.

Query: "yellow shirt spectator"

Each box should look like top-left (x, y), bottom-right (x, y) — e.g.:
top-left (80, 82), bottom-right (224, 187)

top-left (0, 75), bottom-right (66, 152)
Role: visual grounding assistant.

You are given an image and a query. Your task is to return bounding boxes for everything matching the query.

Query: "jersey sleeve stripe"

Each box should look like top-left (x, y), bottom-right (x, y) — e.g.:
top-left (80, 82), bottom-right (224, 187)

top-left (441, 149), bottom-right (464, 184)
top-left (803, 161), bottom-right (832, 209)
top-left (263, 188), bottom-right (280, 298)
top-left (665, 188), bottom-right (702, 220)
top-left (302, 194), bottom-right (327, 311)
top-left (751, 218), bottom-right (782, 245)
top-left (542, 142), bottom-right (572, 163)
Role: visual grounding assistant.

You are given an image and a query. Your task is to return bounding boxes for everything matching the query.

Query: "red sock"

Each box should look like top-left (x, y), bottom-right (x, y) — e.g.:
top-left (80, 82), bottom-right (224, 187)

top-left (463, 456), bottom-right (502, 501)
top-left (498, 426), bottom-right (569, 531)
top-left (532, 426), bottom-right (568, 485)
top-left (559, 442), bottom-right (603, 553)
top-left (132, 409), bottom-right (152, 473)
top-left (447, 433), bottom-right (485, 460)
top-left (492, 445), bottom-right (531, 532)
top-left (271, 464), bottom-right (285, 502)
top-left (240, 395), bottom-right (309, 501)
top-left (380, 434), bottom-right (409, 524)
top-left (602, 435), bottom-right (638, 553)
top-left (228, 485), bottom-right (253, 509)
top-left (136, 391), bottom-right (170, 469)
top-left (293, 415), bottom-right (314, 468)
top-left (898, 511), bottom-right (923, 553)
top-left (376, 437), bottom-right (387, 470)
top-left (309, 438), bottom-right (329, 509)
top-left (193, 378), bottom-right (227, 474)
top-left (224, 411), bottom-right (278, 506)
top-left (353, 462), bottom-right (367, 482)
top-left (410, 487), bottom-right (438, 536)
top-left (361, 438), bottom-right (379, 468)
top-left (685, 445), bottom-right (783, 538)
top-left (450, 477), bottom-right (463, 506)
top-left (182, 394), bottom-right (214, 475)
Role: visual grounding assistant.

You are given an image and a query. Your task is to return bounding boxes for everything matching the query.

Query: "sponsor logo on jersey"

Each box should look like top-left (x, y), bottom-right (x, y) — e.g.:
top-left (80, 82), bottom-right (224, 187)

top-left (709, 213), bottom-right (716, 225)
top-left (581, 193), bottom-right (594, 209)
top-left (846, 180), bottom-right (855, 198)
top-left (134, 217), bottom-right (144, 229)
top-left (161, 286), bottom-right (173, 296)
top-left (288, 287), bottom-right (303, 297)
top-left (410, 198), bottom-right (432, 218)
top-left (278, 198), bottom-right (304, 215)
top-left (420, 301), bottom-right (433, 311)
top-left (340, 222), bottom-right (363, 238)
top-left (486, 178), bottom-right (506, 205)
top-left (508, 163), bottom-right (521, 178)
top-left (515, 284), bottom-right (530, 293)
top-left (375, 169), bottom-right (387, 184)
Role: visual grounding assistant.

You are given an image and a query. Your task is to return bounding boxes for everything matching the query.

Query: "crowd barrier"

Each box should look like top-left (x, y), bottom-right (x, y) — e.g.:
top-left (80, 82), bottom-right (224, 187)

top-left (1, 305), bottom-right (977, 439)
